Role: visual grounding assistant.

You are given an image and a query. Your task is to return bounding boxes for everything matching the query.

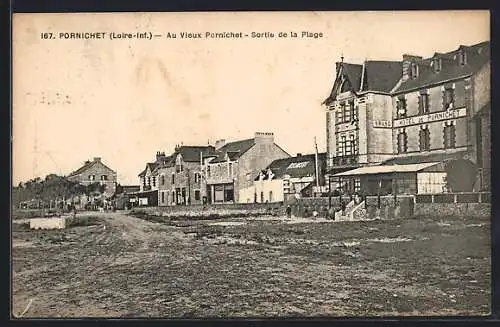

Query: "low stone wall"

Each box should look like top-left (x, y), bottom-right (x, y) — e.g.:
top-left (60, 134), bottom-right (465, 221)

top-left (414, 203), bottom-right (491, 218)
top-left (132, 202), bottom-right (284, 219)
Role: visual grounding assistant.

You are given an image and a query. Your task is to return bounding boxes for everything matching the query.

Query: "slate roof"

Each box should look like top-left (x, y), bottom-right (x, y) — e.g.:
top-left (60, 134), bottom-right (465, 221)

top-left (68, 159), bottom-right (115, 177)
top-left (210, 138), bottom-right (256, 163)
top-left (139, 146), bottom-right (216, 176)
top-left (323, 40), bottom-right (489, 103)
top-left (324, 61), bottom-right (402, 104)
top-left (176, 146), bottom-right (216, 162)
top-left (256, 153), bottom-right (327, 180)
top-left (363, 61), bottom-right (403, 93)
top-left (393, 41), bottom-right (490, 94)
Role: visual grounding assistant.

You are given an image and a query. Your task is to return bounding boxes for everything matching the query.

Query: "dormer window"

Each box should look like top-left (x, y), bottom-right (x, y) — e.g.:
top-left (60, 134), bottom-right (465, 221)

top-left (458, 49), bottom-right (467, 66)
top-left (433, 58), bottom-right (442, 72)
top-left (410, 63), bottom-right (419, 79)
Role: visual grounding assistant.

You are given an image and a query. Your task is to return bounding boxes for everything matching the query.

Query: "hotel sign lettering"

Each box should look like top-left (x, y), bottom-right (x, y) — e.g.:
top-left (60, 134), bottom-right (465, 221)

top-left (373, 120), bottom-right (392, 128)
top-left (393, 108), bottom-right (467, 128)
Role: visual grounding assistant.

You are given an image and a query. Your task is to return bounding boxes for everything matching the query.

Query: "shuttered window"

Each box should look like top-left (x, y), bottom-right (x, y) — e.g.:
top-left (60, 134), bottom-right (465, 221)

top-left (419, 127), bottom-right (430, 151)
top-left (397, 130), bottom-right (408, 154)
top-left (418, 91), bottom-right (430, 114)
top-left (443, 122), bottom-right (456, 149)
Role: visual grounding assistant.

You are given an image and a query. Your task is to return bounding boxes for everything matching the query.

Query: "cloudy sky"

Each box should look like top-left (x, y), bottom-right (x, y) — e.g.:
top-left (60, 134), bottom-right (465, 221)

top-left (12, 11), bottom-right (489, 185)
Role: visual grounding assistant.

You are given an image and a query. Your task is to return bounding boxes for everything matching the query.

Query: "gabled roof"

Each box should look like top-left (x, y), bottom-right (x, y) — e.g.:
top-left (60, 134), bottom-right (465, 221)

top-left (68, 159), bottom-right (115, 177)
top-left (210, 138), bottom-right (256, 163)
top-left (324, 60), bottom-right (402, 104)
top-left (394, 40), bottom-right (490, 94)
top-left (138, 162), bottom-right (158, 177)
top-left (175, 146), bottom-right (216, 162)
top-left (363, 61), bottom-right (403, 93)
top-left (256, 153), bottom-right (327, 180)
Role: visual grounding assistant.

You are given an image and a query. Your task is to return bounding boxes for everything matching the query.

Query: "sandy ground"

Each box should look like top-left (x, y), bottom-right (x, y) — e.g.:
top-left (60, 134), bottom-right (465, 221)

top-left (11, 212), bottom-right (491, 318)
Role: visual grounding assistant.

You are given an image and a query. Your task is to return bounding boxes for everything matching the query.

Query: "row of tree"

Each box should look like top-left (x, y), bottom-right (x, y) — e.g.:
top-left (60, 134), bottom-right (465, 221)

top-left (13, 174), bottom-right (110, 208)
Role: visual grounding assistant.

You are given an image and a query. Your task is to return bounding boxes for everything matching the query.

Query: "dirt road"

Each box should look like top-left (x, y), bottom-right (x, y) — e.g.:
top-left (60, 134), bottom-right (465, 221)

top-left (12, 212), bottom-right (491, 317)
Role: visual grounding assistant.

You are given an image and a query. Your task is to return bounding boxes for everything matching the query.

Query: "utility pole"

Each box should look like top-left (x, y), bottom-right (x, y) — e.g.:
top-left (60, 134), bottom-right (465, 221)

top-left (314, 136), bottom-right (320, 189)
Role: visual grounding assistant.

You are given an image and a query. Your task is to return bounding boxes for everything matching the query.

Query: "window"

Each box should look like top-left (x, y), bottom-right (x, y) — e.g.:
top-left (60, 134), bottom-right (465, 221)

top-left (418, 91), bottom-right (430, 114)
top-left (194, 190), bottom-right (200, 201)
top-left (337, 135), bottom-right (346, 157)
top-left (194, 173), bottom-right (199, 183)
top-left (152, 176), bottom-right (156, 187)
top-left (228, 162), bottom-right (233, 177)
top-left (419, 126), bottom-right (430, 151)
top-left (269, 191), bottom-right (273, 202)
top-left (142, 177), bottom-right (146, 187)
top-left (89, 175), bottom-right (95, 181)
top-left (260, 192), bottom-right (264, 203)
top-left (443, 86), bottom-right (455, 109)
top-left (397, 130), bottom-right (408, 154)
top-left (161, 191), bottom-right (165, 203)
top-left (172, 191), bottom-right (175, 205)
top-left (101, 175), bottom-right (108, 181)
top-left (443, 122), bottom-right (456, 149)
top-left (336, 110), bottom-right (343, 124)
top-left (176, 163), bottom-right (183, 173)
top-left (349, 134), bottom-right (357, 155)
top-left (345, 135), bottom-right (353, 156)
top-left (411, 63), bottom-right (419, 79)
top-left (147, 177), bottom-right (151, 186)
top-left (396, 95), bottom-right (407, 118)
top-left (246, 173), bottom-right (251, 182)
top-left (458, 50), bottom-right (467, 66)
top-left (354, 179), bottom-right (361, 192)
top-left (171, 174), bottom-right (175, 184)
top-left (207, 166), bottom-right (211, 178)
top-left (339, 103), bottom-right (346, 123)
top-left (351, 101), bottom-right (358, 122)
top-left (160, 175), bottom-right (165, 185)
top-left (433, 58), bottom-right (442, 72)
top-left (343, 101), bottom-right (351, 122)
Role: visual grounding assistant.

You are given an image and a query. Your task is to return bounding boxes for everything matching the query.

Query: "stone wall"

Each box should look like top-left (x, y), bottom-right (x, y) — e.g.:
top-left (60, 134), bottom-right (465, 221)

top-left (132, 202), bottom-right (284, 219)
top-left (414, 203), bottom-right (491, 218)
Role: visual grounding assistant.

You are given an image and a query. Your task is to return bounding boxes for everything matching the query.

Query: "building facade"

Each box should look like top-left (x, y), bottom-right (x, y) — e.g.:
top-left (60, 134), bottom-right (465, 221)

top-left (241, 152), bottom-right (327, 203)
top-left (323, 60), bottom-right (403, 194)
top-left (66, 157), bottom-right (117, 196)
top-left (156, 145), bottom-right (215, 206)
top-left (326, 40), bottom-right (490, 194)
top-left (202, 132), bottom-right (290, 203)
top-left (387, 41), bottom-right (490, 192)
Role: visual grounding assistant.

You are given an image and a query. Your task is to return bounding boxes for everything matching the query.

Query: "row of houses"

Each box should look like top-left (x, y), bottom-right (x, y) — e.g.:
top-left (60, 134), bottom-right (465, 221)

top-left (130, 132), bottom-right (329, 207)
top-left (323, 40), bottom-right (490, 196)
top-left (64, 40), bottom-right (490, 208)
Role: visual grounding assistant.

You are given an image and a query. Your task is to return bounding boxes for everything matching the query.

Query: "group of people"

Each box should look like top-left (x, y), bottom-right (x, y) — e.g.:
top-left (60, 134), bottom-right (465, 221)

top-left (284, 192), bottom-right (364, 220)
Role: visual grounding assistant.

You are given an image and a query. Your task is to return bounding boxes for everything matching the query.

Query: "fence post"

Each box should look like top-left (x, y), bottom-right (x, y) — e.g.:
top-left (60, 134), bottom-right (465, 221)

top-left (431, 194), bottom-right (435, 203)
top-left (478, 192), bottom-right (482, 203)
top-left (453, 194), bottom-right (457, 203)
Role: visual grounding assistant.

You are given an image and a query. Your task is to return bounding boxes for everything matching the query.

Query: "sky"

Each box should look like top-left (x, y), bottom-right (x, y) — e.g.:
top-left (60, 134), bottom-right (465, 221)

top-left (12, 11), bottom-right (490, 185)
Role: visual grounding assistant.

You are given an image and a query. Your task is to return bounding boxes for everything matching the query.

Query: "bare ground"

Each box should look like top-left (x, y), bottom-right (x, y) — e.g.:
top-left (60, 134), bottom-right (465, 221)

top-left (11, 212), bottom-right (491, 318)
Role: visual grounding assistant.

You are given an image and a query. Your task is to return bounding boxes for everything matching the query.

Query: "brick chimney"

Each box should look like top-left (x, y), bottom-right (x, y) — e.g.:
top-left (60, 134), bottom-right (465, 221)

top-left (93, 157), bottom-right (101, 163)
top-left (156, 151), bottom-right (165, 161)
top-left (215, 139), bottom-right (226, 150)
top-left (402, 54), bottom-right (422, 82)
top-left (296, 153), bottom-right (302, 157)
top-left (254, 132), bottom-right (274, 144)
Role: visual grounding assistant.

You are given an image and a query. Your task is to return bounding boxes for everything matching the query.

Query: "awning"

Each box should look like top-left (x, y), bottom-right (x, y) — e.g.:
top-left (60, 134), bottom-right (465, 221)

top-left (333, 162), bottom-right (441, 177)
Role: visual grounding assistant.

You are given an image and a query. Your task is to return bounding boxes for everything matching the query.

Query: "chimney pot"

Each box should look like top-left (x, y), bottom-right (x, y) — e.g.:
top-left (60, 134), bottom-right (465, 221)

top-left (297, 153), bottom-right (302, 157)
top-left (93, 157), bottom-right (101, 162)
